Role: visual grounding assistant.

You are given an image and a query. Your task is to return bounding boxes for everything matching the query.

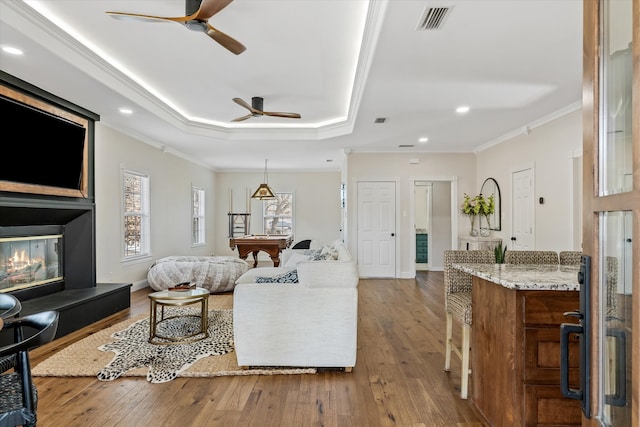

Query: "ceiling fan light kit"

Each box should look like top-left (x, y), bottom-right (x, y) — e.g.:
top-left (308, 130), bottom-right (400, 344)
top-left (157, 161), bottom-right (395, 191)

top-left (184, 20), bottom-right (208, 32)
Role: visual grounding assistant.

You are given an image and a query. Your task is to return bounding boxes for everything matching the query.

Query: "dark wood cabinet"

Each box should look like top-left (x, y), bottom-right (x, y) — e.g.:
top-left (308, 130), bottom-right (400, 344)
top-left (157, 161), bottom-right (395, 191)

top-left (471, 277), bottom-right (582, 426)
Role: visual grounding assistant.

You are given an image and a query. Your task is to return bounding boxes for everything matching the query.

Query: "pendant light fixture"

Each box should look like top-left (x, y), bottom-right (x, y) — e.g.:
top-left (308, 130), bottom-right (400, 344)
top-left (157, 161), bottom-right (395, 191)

top-left (251, 159), bottom-right (276, 199)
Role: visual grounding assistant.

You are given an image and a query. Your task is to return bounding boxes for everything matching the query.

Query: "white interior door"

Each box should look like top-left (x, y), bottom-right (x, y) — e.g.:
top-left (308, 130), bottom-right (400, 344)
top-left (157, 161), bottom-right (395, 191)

top-left (357, 181), bottom-right (396, 277)
top-left (511, 167), bottom-right (535, 250)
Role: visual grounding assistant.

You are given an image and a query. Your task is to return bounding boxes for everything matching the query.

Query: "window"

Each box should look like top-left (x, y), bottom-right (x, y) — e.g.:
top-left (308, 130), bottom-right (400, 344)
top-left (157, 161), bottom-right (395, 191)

top-left (122, 170), bottom-right (150, 259)
top-left (192, 186), bottom-right (205, 245)
top-left (263, 192), bottom-right (293, 235)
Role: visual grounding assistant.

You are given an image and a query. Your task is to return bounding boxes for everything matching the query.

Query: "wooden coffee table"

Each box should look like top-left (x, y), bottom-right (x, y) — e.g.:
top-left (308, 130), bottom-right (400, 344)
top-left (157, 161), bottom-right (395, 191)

top-left (148, 287), bottom-right (210, 345)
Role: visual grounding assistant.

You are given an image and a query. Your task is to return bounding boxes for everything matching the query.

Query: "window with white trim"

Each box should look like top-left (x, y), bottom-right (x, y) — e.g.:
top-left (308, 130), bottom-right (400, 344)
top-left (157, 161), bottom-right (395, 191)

top-left (262, 192), bottom-right (293, 235)
top-left (192, 186), bottom-right (205, 245)
top-left (122, 170), bottom-right (150, 259)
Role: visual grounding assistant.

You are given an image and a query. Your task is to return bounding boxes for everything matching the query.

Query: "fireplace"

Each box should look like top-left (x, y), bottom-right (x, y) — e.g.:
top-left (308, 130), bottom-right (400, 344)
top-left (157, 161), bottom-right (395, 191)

top-left (0, 201), bottom-right (99, 294)
top-left (0, 71), bottom-right (131, 340)
top-left (0, 234), bottom-right (63, 293)
top-left (0, 202), bottom-right (130, 338)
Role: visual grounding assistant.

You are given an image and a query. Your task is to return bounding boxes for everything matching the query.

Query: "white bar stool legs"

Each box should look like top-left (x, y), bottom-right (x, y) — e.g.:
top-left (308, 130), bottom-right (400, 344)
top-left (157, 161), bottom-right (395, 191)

top-left (444, 312), bottom-right (472, 399)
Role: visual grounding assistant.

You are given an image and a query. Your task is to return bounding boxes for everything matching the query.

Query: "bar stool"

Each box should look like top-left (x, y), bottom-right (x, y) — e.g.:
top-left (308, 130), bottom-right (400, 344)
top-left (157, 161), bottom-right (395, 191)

top-left (443, 249), bottom-right (495, 399)
top-left (559, 251), bottom-right (582, 265)
top-left (504, 250), bottom-right (559, 264)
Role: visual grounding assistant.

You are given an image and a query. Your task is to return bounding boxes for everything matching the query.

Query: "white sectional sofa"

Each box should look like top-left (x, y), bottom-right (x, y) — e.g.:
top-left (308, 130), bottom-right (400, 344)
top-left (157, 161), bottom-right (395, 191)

top-left (233, 240), bottom-right (359, 370)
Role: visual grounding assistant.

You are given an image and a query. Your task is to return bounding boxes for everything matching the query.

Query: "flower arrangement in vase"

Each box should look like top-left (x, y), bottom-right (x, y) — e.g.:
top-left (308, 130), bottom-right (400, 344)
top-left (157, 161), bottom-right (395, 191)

top-left (461, 193), bottom-right (481, 236)
top-left (462, 193), bottom-right (495, 237)
top-left (478, 193), bottom-right (495, 236)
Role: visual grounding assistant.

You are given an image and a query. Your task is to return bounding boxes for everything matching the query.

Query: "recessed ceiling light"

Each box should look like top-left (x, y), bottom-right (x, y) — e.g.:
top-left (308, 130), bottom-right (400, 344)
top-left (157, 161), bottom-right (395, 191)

top-left (2, 46), bottom-right (23, 55)
top-left (456, 105), bottom-right (470, 114)
top-left (418, 137), bottom-right (428, 143)
top-left (119, 108), bottom-right (133, 115)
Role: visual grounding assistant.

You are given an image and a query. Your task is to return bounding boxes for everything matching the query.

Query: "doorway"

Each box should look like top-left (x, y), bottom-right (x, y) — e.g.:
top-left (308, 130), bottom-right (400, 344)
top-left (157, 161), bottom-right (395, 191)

top-left (414, 182), bottom-right (432, 271)
top-left (410, 178), bottom-right (454, 275)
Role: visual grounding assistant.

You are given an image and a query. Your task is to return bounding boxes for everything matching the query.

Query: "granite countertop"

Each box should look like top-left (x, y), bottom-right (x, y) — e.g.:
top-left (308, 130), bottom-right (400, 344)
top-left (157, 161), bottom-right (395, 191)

top-left (453, 263), bottom-right (580, 291)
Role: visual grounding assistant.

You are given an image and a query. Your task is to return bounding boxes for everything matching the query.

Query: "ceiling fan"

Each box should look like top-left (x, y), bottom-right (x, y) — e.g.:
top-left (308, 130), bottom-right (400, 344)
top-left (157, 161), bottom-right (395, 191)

top-left (106, 0), bottom-right (246, 55)
top-left (232, 97), bottom-right (301, 122)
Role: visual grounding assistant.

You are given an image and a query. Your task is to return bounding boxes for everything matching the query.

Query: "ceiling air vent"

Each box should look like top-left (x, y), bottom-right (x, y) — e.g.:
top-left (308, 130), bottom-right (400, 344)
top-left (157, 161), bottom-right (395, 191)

top-left (417, 6), bottom-right (452, 31)
top-left (399, 144), bottom-right (414, 148)
top-left (374, 117), bottom-right (387, 124)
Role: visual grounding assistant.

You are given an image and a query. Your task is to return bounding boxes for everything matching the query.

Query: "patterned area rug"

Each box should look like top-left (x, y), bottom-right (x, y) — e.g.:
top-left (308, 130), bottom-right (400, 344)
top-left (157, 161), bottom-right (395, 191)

top-left (96, 308), bottom-right (235, 383)
top-left (33, 299), bottom-right (315, 383)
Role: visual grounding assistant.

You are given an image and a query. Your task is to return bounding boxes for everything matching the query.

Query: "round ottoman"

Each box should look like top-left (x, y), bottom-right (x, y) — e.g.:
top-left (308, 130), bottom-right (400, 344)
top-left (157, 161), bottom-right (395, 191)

top-left (147, 256), bottom-right (249, 293)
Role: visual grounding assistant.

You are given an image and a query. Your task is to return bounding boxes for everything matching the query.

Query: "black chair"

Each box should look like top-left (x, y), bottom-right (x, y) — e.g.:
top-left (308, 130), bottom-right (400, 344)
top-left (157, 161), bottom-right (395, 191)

top-left (0, 294), bottom-right (22, 374)
top-left (0, 311), bottom-right (59, 427)
top-left (0, 294), bottom-right (21, 320)
top-left (291, 239), bottom-right (311, 250)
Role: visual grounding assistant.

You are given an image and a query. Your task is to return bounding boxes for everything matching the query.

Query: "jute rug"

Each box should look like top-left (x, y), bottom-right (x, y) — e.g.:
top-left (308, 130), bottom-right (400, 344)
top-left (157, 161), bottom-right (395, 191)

top-left (32, 294), bottom-right (315, 383)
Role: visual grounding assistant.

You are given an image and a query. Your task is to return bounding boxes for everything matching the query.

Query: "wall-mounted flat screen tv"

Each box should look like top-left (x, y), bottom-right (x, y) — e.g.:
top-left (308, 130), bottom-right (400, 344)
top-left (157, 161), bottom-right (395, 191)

top-left (0, 85), bottom-right (89, 198)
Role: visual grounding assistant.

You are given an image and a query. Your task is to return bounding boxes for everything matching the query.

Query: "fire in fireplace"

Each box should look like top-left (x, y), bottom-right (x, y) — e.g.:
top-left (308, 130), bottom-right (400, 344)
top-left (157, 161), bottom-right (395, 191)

top-left (0, 234), bottom-right (63, 293)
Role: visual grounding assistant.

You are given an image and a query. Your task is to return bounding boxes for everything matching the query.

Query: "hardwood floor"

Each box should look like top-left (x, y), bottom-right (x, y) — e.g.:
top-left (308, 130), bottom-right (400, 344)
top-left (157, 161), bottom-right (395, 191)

top-left (29, 272), bottom-right (487, 426)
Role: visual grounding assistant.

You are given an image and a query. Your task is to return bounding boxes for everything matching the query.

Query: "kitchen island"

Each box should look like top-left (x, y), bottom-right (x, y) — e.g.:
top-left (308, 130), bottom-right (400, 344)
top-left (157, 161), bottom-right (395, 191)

top-left (453, 263), bottom-right (582, 427)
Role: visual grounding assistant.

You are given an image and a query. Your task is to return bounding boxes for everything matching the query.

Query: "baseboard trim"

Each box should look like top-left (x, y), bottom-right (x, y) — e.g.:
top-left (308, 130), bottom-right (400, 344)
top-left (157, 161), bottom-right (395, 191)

top-left (130, 279), bottom-right (148, 292)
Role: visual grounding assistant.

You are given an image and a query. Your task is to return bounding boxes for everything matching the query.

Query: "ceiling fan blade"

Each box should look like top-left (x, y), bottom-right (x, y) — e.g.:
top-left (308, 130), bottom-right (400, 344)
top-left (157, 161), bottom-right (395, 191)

top-left (206, 25), bottom-right (246, 55)
top-left (194, 0), bottom-right (234, 21)
top-left (263, 111), bottom-right (302, 119)
top-left (105, 11), bottom-right (190, 24)
top-left (232, 113), bottom-right (255, 122)
top-left (233, 98), bottom-right (257, 113)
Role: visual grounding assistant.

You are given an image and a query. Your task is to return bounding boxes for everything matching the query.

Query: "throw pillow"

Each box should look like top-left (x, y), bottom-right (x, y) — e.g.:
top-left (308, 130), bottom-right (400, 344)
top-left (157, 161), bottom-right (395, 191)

top-left (255, 269), bottom-right (299, 283)
top-left (308, 244), bottom-right (339, 261)
top-left (284, 252), bottom-right (311, 268)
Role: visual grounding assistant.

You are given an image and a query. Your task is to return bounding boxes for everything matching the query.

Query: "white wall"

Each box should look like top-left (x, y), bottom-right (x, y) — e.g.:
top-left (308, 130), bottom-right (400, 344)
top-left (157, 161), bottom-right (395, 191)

top-left (94, 124), bottom-right (217, 289)
top-left (476, 109), bottom-right (582, 252)
top-left (344, 110), bottom-right (581, 276)
top-left (94, 108), bottom-right (582, 285)
top-left (345, 152), bottom-right (476, 276)
top-left (214, 171), bottom-right (342, 258)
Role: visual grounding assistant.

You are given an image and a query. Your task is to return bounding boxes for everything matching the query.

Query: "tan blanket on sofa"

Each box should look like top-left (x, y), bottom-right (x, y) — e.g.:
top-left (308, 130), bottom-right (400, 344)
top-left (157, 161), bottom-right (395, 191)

top-left (147, 256), bottom-right (249, 293)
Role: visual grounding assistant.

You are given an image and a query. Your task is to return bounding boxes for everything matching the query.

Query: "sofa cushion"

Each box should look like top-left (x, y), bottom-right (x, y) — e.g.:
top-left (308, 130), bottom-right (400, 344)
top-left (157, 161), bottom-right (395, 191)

top-left (332, 240), bottom-right (351, 261)
top-left (284, 252), bottom-right (311, 268)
